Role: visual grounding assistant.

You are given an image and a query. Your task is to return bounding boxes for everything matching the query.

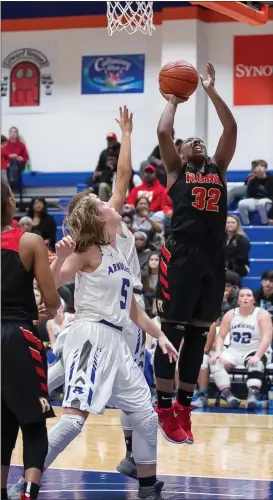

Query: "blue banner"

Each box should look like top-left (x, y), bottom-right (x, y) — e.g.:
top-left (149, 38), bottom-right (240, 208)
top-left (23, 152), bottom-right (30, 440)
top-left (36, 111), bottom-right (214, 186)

top-left (81, 54), bottom-right (145, 94)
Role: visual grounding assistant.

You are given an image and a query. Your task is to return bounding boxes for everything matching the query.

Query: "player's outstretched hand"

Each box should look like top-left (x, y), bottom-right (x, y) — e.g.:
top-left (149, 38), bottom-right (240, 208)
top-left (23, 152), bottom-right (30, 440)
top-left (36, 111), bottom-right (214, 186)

top-left (158, 335), bottom-right (179, 363)
top-left (55, 235), bottom-right (76, 261)
top-left (160, 89), bottom-right (188, 105)
top-left (115, 105), bottom-right (133, 134)
top-left (209, 353), bottom-right (222, 364)
top-left (200, 61), bottom-right (215, 92)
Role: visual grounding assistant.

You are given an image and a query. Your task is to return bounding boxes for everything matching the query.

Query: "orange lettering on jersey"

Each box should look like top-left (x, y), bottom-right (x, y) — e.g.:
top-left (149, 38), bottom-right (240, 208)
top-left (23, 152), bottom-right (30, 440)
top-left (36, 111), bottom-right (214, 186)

top-left (185, 172), bottom-right (196, 183)
top-left (196, 172), bottom-right (206, 184)
top-left (207, 174), bottom-right (222, 186)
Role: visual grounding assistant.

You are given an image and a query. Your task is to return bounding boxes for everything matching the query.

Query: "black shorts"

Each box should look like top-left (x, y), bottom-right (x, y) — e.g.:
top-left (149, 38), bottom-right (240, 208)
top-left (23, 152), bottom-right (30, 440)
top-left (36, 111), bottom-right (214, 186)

top-left (1, 321), bottom-right (55, 425)
top-left (156, 238), bottom-right (226, 324)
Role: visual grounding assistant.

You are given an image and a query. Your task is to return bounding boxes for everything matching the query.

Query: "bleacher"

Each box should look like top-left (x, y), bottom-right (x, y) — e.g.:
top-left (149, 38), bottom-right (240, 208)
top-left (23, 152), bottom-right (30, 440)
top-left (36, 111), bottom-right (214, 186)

top-left (16, 169), bottom-right (273, 292)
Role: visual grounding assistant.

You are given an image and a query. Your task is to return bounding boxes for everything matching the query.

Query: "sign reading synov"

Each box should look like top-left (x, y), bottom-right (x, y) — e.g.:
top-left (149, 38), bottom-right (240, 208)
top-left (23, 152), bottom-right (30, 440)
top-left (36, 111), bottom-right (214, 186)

top-left (81, 54), bottom-right (145, 94)
top-left (233, 35), bottom-right (273, 106)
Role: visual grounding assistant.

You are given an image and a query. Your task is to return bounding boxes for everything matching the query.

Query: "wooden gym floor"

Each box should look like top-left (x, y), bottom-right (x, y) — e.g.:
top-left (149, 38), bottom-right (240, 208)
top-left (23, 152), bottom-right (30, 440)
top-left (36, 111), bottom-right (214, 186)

top-left (10, 407), bottom-right (273, 499)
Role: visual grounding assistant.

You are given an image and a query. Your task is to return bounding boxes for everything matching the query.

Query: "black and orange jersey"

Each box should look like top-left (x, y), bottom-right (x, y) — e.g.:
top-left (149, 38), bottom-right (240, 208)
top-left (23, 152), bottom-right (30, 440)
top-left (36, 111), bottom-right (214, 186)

top-left (1, 227), bottom-right (38, 322)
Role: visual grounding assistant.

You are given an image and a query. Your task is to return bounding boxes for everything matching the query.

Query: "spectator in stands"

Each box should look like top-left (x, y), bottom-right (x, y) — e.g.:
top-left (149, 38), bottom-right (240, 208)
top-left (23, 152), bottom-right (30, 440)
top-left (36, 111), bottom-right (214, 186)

top-left (132, 197), bottom-right (163, 235)
top-left (18, 216), bottom-right (33, 232)
top-left (6, 127), bottom-right (29, 203)
top-left (122, 212), bottom-right (135, 233)
top-left (27, 197), bottom-right (56, 251)
top-left (225, 215), bottom-right (250, 278)
top-left (221, 270), bottom-right (240, 319)
top-left (91, 132), bottom-right (121, 201)
top-left (227, 159), bottom-right (259, 207)
top-left (141, 131), bottom-right (182, 187)
top-left (143, 252), bottom-right (160, 317)
top-left (238, 160), bottom-right (272, 224)
top-left (6, 127), bottom-right (29, 169)
top-left (126, 165), bottom-right (166, 212)
top-left (254, 270), bottom-right (273, 320)
top-left (134, 231), bottom-right (152, 279)
top-left (1, 135), bottom-right (9, 181)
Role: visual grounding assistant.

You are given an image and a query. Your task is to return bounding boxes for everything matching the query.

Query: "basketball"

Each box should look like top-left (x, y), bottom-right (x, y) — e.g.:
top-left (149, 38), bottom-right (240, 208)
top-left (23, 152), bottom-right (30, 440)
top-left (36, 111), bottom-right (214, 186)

top-left (159, 60), bottom-right (199, 99)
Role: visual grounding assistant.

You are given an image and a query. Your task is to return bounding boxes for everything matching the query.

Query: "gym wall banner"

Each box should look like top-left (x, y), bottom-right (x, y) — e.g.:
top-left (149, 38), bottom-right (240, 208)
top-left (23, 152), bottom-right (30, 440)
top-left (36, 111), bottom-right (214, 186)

top-left (233, 34), bottom-right (273, 106)
top-left (81, 54), bottom-right (145, 94)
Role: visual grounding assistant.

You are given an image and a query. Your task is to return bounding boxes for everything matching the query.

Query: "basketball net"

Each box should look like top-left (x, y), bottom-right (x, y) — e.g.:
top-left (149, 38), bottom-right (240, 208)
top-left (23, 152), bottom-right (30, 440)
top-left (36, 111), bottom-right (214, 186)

top-left (107, 1), bottom-right (155, 35)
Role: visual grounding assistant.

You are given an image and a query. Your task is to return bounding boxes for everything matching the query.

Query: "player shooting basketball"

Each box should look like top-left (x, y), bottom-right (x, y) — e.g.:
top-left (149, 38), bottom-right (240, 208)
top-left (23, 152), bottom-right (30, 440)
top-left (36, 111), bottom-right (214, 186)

top-left (155, 61), bottom-right (237, 444)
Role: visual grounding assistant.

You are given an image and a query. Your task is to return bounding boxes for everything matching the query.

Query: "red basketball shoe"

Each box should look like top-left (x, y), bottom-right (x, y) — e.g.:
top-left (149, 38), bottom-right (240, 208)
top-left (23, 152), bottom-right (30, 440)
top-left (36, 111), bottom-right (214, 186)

top-left (155, 404), bottom-right (188, 444)
top-left (172, 400), bottom-right (194, 444)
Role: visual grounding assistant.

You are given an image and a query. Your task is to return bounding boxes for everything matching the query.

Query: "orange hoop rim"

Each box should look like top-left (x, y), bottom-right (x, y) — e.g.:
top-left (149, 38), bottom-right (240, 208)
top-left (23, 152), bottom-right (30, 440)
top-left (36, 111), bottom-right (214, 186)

top-left (189, 1), bottom-right (269, 25)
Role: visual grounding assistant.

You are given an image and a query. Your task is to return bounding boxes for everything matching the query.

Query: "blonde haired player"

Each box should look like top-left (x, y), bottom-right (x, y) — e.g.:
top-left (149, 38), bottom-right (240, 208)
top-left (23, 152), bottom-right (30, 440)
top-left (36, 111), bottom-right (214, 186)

top-left (9, 107), bottom-right (176, 500)
top-left (210, 288), bottom-right (272, 410)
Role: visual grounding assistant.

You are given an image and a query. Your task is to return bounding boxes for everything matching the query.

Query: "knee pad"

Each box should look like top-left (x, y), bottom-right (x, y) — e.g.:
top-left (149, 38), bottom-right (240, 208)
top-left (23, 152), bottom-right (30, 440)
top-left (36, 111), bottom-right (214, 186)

top-left (210, 362), bottom-right (230, 389)
top-left (201, 353), bottom-right (209, 370)
top-left (154, 323), bottom-right (183, 380)
top-left (246, 370), bottom-right (263, 389)
top-left (178, 326), bottom-right (207, 384)
top-left (245, 355), bottom-right (265, 389)
top-left (120, 410), bottom-right (132, 431)
top-left (44, 413), bottom-right (85, 469)
top-left (21, 421), bottom-right (48, 472)
top-left (130, 407), bottom-right (158, 464)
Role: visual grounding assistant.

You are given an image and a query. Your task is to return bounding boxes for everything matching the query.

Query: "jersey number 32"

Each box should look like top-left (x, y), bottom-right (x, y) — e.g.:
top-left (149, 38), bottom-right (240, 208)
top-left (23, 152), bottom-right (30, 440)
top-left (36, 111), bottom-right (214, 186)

top-left (232, 331), bottom-right (251, 344)
top-left (192, 187), bottom-right (221, 212)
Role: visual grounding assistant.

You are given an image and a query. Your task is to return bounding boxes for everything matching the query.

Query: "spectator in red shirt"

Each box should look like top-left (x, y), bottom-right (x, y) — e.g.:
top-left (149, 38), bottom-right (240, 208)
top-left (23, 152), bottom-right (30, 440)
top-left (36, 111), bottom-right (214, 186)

top-left (126, 165), bottom-right (166, 212)
top-left (5, 127), bottom-right (29, 169)
top-left (161, 188), bottom-right (173, 215)
top-left (1, 135), bottom-right (9, 181)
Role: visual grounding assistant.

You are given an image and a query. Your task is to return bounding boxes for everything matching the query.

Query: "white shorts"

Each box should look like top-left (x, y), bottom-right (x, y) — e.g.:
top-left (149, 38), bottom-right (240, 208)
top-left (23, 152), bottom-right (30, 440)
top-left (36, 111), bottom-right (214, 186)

top-left (52, 323), bottom-right (72, 357)
top-left (62, 320), bottom-right (151, 414)
top-left (221, 346), bottom-right (270, 367)
top-left (124, 294), bottom-right (145, 372)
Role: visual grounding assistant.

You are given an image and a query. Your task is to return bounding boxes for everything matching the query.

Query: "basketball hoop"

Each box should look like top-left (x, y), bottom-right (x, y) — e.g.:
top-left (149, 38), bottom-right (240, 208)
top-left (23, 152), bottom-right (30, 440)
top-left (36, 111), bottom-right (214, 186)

top-left (107, 1), bottom-right (155, 35)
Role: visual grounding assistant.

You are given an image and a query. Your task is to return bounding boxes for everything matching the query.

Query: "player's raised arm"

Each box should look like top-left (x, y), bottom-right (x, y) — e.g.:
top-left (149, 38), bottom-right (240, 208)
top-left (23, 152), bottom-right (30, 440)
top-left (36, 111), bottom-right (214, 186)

top-left (108, 105), bottom-right (133, 214)
top-left (157, 94), bottom-right (186, 189)
top-left (200, 62), bottom-right (237, 173)
top-left (50, 236), bottom-right (79, 288)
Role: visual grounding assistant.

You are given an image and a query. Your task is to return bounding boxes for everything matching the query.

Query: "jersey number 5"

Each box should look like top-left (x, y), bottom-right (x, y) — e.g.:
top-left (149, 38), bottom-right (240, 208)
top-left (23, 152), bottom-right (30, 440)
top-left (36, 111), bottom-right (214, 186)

top-left (192, 187), bottom-right (221, 212)
top-left (120, 278), bottom-right (130, 310)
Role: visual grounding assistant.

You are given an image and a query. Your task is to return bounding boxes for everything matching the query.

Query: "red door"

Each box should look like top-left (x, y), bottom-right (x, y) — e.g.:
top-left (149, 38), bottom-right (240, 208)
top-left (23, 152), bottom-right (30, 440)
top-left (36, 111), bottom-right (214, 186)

top-left (10, 62), bottom-right (40, 107)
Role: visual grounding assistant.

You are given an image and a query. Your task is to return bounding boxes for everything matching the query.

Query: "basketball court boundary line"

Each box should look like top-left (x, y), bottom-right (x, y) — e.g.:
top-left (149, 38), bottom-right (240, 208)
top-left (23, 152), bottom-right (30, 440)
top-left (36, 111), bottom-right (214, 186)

top-left (10, 464), bottom-right (273, 482)
top-left (39, 488), bottom-right (243, 497)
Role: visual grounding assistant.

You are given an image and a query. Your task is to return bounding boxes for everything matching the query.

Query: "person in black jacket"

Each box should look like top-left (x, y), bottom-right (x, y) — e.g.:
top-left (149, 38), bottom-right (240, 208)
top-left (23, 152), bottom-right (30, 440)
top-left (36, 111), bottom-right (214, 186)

top-left (89, 132), bottom-right (121, 200)
top-left (254, 270), bottom-right (273, 320)
top-left (27, 197), bottom-right (56, 251)
top-left (225, 215), bottom-right (250, 279)
top-left (238, 161), bottom-right (272, 224)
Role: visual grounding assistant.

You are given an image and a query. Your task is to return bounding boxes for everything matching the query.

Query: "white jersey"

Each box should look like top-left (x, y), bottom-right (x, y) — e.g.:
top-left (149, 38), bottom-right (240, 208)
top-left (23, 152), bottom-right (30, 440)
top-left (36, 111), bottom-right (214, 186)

top-left (74, 244), bottom-right (133, 328)
top-left (116, 222), bottom-right (142, 291)
top-left (229, 307), bottom-right (262, 352)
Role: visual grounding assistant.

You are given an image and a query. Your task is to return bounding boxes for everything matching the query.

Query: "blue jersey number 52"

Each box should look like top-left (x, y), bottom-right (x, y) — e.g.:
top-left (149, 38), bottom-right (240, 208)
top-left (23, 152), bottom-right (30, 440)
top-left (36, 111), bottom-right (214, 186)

top-left (120, 278), bottom-right (130, 310)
